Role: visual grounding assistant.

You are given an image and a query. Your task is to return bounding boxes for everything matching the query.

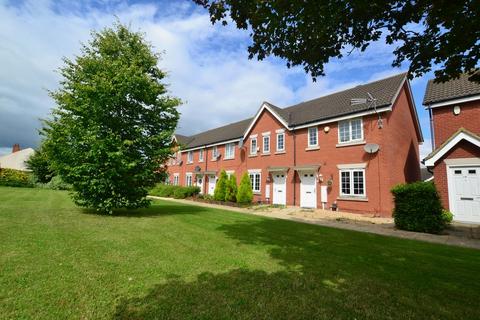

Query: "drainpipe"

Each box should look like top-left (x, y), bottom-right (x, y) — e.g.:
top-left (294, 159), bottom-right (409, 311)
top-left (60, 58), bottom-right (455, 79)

top-left (204, 146), bottom-right (208, 194)
top-left (292, 117), bottom-right (297, 206)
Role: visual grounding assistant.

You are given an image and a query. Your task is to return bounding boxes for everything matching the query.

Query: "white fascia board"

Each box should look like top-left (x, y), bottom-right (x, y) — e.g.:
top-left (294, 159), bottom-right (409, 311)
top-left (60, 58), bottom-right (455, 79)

top-left (242, 103), bottom-right (290, 140)
top-left (293, 106), bottom-right (392, 130)
top-left (425, 94), bottom-right (480, 109)
top-left (424, 132), bottom-right (480, 167)
top-left (180, 139), bottom-right (240, 153)
top-left (444, 158), bottom-right (480, 166)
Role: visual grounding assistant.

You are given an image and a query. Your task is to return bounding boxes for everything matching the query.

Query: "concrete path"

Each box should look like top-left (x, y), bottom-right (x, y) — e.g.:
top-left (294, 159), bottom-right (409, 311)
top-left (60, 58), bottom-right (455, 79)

top-left (148, 196), bottom-right (480, 250)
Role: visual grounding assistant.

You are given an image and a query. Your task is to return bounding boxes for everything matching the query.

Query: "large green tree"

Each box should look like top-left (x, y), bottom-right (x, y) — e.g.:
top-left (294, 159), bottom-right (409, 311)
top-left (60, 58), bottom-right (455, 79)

top-left (194, 0), bottom-right (480, 82)
top-left (43, 23), bottom-right (180, 213)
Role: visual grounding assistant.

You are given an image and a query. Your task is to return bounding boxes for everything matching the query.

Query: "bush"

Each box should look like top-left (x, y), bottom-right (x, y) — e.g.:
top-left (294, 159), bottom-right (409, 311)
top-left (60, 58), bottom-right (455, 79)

top-left (391, 181), bottom-right (447, 234)
top-left (442, 209), bottom-right (453, 224)
top-left (25, 145), bottom-right (54, 183)
top-left (237, 173), bottom-right (253, 204)
top-left (44, 176), bottom-right (72, 190)
top-left (150, 184), bottom-right (200, 199)
top-left (225, 174), bottom-right (237, 202)
top-left (173, 186), bottom-right (200, 199)
top-left (0, 168), bottom-right (33, 188)
top-left (214, 170), bottom-right (228, 201)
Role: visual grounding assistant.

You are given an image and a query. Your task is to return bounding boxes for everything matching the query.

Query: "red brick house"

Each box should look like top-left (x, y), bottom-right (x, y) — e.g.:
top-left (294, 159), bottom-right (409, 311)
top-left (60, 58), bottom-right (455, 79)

top-left (167, 73), bottom-right (423, 216)
top-left (423, 73), bottom-right (480, 223)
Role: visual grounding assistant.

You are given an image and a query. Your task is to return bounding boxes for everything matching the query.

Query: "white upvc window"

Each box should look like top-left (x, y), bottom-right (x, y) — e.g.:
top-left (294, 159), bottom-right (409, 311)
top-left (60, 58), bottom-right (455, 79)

top-left (339, 168), bottom-right (366, 197)
top-left (276, 132), bottom-right (285, 151)
top-left (248, 170), bottom-right (261, 193)
top-left (308, 126), bottom-right (318, 147)
top-left (226, 170), bottom-right (235, 178)
top-left (212, 146), bottom-right (219, 159)
top-left (173, 174), bottom-right (179, 186)
top-left (263, 135), bottom-right (270, 153)
top-left (250, 137), bottom-right (257, 155)
top-left (186, 173), bottom-right (193, 186)
top-left (225, 143), bottom-right (235, 159)
top-left (338, 118), bottom-right (363, 143)
top-left (199, 149), bottom-right (204, 162)
top-left (187, 151), bottom-right (193, 163)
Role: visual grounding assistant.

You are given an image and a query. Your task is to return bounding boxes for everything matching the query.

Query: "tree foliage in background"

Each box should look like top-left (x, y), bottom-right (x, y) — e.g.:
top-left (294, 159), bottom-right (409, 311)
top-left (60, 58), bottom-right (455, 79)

top-left (236, 172), bottom-right (253, 204)
top-left (26, 144), bottom-right (54, 183)
top-left (194, 0), bottom-right (480, 82)
top-left (225, 174), bottom-right (237, 202)
top-left (214, 170), bottom-right (228, 201)
top-left (43, 22), bottom-right (180, 213)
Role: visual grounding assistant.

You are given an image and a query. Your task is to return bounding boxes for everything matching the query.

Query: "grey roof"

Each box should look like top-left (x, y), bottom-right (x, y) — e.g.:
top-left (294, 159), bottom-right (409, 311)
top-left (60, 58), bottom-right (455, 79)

top-left (423, 73), bottom-right (480, 106)
top-left (177, 73), bottom-right (409, 150)
top-left (174, 134), bottom-right (193, 146)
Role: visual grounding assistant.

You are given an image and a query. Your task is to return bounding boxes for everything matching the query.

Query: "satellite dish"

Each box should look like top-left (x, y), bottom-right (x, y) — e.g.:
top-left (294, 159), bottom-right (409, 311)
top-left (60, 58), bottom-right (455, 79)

top-left (364, 143), bottom-right (380, 154)
top-left (194, 166), bottom-right (201, 172)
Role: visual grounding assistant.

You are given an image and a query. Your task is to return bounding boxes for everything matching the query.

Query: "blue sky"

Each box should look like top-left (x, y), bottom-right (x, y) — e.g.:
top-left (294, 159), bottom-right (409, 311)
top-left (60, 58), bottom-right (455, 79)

top-left (0, 0), bottom-right (435, 157)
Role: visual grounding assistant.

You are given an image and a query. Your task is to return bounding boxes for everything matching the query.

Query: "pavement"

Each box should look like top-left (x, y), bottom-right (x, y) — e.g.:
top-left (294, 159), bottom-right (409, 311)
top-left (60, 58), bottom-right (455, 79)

top-left (148, 196), bottom-right (480, 250)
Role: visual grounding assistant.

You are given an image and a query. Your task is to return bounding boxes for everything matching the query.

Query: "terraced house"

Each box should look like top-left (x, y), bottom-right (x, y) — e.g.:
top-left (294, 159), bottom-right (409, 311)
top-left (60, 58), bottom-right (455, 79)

top-left (167, 73), bottom-right (423, 216)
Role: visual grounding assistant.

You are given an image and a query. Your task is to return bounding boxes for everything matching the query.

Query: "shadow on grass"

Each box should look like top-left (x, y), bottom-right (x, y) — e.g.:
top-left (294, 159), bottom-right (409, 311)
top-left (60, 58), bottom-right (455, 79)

top-left (113, 217), bottom-right (479, 319)
top-left (81, 202), bottom-right (210, 218)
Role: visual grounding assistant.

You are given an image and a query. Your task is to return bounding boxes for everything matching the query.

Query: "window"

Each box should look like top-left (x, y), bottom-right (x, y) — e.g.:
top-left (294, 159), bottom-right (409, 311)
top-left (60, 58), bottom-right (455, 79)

top-left (186, 174), bottom-right (193, 186)
top-left (308, 127), bottom-right (318, 147)
top-left (173, 174), bottom-right (179, 186)
top-left (249, 171), bottom-right (261, 193)
top-left (263, 135), bottom-right (270, 153)
top-left (340, 169), bottom-right (365, 197)
top-left (276, 133), bottom-right (285, 151)
top-left (339, 118), bottom-right (363, 143)
top-left (199, 149), bottom-right (204, 162)
top-left (250, 138), bottom-right (257, 155)
top-left (187, 151), bottom-right (193, 163)
top-left (212, 146), bottom-right (218, 159)
top-left (225, 143), bottom-right (235, 159)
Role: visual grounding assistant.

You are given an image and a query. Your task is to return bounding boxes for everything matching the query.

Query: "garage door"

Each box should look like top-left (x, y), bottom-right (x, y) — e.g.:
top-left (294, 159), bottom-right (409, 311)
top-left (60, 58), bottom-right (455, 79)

top-left (449, 166), bottom-right (480, 223)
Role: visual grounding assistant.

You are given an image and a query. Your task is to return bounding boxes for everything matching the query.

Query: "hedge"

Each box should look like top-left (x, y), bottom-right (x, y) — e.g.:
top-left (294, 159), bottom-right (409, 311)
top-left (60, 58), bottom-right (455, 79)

top-left (391, 181), bottom-right (448, 234)
top-left (0, 168), bottom-right (33, 188)
top-left (149, 184), bottom-right (200, 199)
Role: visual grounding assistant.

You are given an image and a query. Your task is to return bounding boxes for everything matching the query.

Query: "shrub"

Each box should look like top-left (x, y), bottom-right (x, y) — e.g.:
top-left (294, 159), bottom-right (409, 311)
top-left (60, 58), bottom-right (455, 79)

top-left (391, 181), bottom-right (446, 234)
top-left (0, 168), bottom-right (33, 188)
top-left (44, 176), bottom-right (72, 190)
top-left (442, 209), bottom-right (453, 224)
top-left (237, 173), bottom-right (253, 204)
top-left (150, 184), bottom-right (200, 199)
top-left (214, 170), bottom-right (228, 201)
top-left (225, 174), bottom-right (237, 202)
top-left (25, 145), bottom-right (54, 183)
top-left (173, 186), bottom-right (200, 199)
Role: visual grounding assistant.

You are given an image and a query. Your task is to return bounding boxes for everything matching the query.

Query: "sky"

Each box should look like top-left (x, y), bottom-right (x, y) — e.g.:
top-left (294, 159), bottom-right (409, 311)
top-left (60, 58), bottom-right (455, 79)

top-left (0, 0), bottom-right (435, 158)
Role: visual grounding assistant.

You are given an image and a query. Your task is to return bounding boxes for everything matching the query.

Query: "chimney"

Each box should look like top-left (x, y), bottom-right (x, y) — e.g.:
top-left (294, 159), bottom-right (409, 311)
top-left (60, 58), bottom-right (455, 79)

top-left (12, 144), bottom-right (20, 153)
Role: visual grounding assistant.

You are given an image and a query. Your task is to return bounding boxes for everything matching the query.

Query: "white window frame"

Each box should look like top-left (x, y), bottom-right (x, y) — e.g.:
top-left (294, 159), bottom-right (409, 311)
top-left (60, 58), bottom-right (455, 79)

top-left (339, 168), bottom-right (366, 197)
top-left (308, 126), bottom-right (318, 147)
top-left (338, 118), bottom-right (364, 144)
top-left (211, 146), bottom-right (219, 160)
top-left (187, 151), bottom-right (193, 164)
top-left (185, 173), bottom-right (193, 187)
top-left (199, 149), bottom-right (204, 162)
top-left (226, 170), bottom-right (235, 178)
top-left (225, 143), bottom-right (235, 159)
top-left (263, 135), bottom-right (270, 153)
top-left (248, 170), bottom-right (261, 193)
top-left (250, 137), bottom-right (257, 155)
top-left (276, 132), bottom-right (285, 152)
top-left (173, 174), bottom-right (179, 186)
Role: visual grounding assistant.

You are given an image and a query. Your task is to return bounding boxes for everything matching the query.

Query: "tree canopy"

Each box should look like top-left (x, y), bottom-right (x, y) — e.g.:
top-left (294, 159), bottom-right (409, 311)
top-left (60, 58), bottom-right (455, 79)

top-left (43, 22), bottom-right (180, 213)
top-left (194, 0), bottom-right (480, 82)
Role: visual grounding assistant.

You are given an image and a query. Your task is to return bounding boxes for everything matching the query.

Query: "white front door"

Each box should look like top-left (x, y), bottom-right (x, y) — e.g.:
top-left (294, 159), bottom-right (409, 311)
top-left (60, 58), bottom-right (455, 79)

top-left (272, 172), bottom-right (287, 205)
top-left (300, 171), bottom-right (317, 208)
top-left (208, 175), bottom-right (216, 195)
top-left (196, 175), bottom-right (204, 194)
top-left (449, 166), bottom-right (480, 223)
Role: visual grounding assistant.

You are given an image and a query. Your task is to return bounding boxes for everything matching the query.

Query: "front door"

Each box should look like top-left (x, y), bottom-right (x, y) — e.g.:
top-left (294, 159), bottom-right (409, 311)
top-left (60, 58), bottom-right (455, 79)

top-left (449, 166), bottom-right (480, 223)
top-left (196, 175), bottom-right (204, 194)
top-left (299, 171), bottom-right (317, 208)
top-left (272, 172), bottom-right (287, 205)
top-left (208, 175), bottom-right (216, 195)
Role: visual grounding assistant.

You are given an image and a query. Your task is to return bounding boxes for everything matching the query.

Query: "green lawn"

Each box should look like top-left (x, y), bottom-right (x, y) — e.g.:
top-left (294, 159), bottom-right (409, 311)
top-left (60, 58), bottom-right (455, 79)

top-left (1, 187), bottom-right (479, 319)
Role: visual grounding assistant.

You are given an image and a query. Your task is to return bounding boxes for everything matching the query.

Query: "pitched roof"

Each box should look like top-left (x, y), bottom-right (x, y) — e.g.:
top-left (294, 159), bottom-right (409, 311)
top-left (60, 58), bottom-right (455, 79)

top-left (176, 73), bottom-right (409, 150)
top-left (0, 148), bottom-right (35, 171)
top-left (423, 72), bottom-right (480, 105)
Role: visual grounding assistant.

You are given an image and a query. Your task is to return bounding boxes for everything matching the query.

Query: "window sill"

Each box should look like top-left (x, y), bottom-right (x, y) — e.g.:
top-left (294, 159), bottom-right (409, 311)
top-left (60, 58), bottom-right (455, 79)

top-left (337, 196), bottom-right (368, 202)
top-left (223, 158), bottom-right (234, 161)
top-left (187, 162), bottom-right (193, 164)
top-left (261, 152), bottom-right (271, 156)
top-left (275, 150), bottom-right (286, 154)
top-left (305, 146), bottom-right (320, 151)
top-left (210, 159), bottom-right (217, 162)
top-left (253, 192), bottom-right (262, 195)
top-left (336, 140), bottom-right (366, 148)
top-left (248, 154), bottom-right (258, 158)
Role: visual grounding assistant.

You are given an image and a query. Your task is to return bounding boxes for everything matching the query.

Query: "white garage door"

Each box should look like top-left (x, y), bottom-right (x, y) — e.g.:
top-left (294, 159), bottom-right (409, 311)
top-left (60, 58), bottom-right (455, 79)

top-left (448, 166), bottom-right (480, 223)
top-left (300, 172), bottom-right (316, 208)
top-left (272, 173), bottom-right (287, 205)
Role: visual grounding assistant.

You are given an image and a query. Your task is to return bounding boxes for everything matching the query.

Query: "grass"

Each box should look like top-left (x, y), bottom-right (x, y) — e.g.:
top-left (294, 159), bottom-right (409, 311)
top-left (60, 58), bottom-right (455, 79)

top-left (1, 186), bottom-right (479, 319)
